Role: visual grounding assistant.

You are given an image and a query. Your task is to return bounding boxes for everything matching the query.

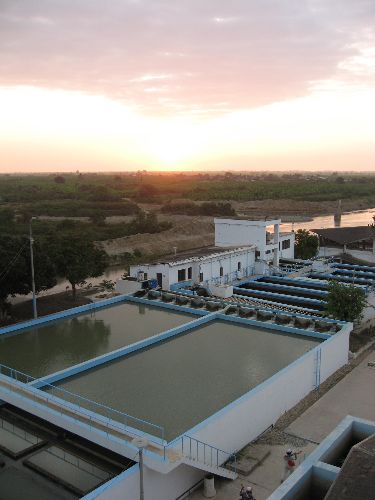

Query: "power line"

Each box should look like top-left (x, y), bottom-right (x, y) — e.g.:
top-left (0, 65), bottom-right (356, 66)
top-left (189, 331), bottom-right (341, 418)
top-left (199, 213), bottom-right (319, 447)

top-left (0, 240), bottom-right (29, 284)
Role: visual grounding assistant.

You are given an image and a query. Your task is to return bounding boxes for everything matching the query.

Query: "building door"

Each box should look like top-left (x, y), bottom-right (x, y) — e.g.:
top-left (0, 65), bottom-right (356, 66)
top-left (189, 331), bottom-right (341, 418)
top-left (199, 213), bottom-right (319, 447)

top-left (156, 273), bottom-right (163, 287)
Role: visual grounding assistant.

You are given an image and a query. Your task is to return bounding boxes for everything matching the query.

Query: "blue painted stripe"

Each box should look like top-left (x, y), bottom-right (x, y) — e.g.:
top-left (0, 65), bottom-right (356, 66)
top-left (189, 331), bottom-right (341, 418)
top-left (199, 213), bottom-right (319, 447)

top-left (238, 281), bottom-right (328, 297)
top-left (32, 312), bottom-right (218, 388)
top-left (170, 327), bottom-right (349, 445)
top-left (224, 297), bottom-right (343, 324)
top-left (233, 286), bottom-right (326, 307)
top-left (215, 313), bottom-right (330, 340)
top-left (0, 294), bottom-right (131, 336)
top-left (0, 373), bottom-right (167, 448)
top-left (123, 294), bottom-right (210, 316)
top-left (168, 336), bottom-right (329, 444)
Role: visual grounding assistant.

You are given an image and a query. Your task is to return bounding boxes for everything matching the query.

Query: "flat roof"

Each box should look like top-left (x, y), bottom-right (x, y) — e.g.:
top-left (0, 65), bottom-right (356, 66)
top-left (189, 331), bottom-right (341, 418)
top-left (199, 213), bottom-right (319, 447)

top-left (144, 245), bottom-right (255, 266)
top-left (215, 217), bottom-right (281, 226)
top-left (312, 226), bottom-right (375, 245)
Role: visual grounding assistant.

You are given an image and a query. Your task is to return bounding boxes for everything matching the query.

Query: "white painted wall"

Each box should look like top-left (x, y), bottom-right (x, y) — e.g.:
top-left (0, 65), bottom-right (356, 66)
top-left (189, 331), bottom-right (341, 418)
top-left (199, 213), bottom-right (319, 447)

top-left (130, 248), bottom-right (256, 290)
top-left (215, 219), bottom-right (278, 249)
top-left (199, 249), bottom-right (255, 284)
top-left (95, 463), bottom-right (204, 500)
top-left (319, 324), bottom-right (350, 382)
top-left (279, 232), bottom-right (295, 260)
top-left (129, 263), bottom-right (169, 288)
top-left (168, 263), bottom-right (194, 286)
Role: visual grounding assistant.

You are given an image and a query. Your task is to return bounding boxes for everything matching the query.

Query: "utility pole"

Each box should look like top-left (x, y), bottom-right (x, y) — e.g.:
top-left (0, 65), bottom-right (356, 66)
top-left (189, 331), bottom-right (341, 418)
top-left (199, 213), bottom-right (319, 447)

top-left (132, 437), bottom-right (149, 500)
top-left (139, 446), bottom-right (145, 500)
top-left (29, 217), bottom-right (37, 319)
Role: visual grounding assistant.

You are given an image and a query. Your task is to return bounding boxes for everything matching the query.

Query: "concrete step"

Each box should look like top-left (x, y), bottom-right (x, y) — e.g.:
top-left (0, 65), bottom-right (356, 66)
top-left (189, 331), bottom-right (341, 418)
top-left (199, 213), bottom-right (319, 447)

top-left (182, 456), bottom-right (238, 479)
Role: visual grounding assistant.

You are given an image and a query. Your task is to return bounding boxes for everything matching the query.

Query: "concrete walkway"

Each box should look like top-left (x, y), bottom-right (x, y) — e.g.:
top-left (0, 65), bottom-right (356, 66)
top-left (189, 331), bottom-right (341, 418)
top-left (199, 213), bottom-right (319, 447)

top-left (189, 349), bottom-right (375, 500)
top-left (286, 349), bottom-right (375, 443)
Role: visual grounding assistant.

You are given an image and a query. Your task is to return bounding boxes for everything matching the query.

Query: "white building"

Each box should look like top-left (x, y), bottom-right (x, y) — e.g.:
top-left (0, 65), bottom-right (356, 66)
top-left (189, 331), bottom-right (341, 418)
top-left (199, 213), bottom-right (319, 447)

top-left (128, 245), bottom-right (256, 291)
top-left (215, 217), bottom-right (295, 265)
top-left (127, 218), bottom-right (295, 291)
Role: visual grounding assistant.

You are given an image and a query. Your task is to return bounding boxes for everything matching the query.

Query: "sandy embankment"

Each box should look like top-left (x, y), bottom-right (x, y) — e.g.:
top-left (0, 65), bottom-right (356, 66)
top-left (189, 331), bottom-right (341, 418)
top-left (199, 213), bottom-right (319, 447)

top-left (98, 198), bottom-right (375, 260)
top-left (98, 215), bottom-right (215, 260)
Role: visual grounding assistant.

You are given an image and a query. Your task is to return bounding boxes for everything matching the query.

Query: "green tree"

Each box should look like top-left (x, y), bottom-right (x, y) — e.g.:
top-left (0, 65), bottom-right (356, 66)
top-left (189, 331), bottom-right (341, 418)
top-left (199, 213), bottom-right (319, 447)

top-left (51, 237), bottom-right (108, 299)
top-left (326, 281), bottom-right (367, 322)
top-left (294, 229), bottom-right (319, 259)
top-left (0, 236), bottom-right (56, 318)
top-left (137, 184), bottom-right (158, 200)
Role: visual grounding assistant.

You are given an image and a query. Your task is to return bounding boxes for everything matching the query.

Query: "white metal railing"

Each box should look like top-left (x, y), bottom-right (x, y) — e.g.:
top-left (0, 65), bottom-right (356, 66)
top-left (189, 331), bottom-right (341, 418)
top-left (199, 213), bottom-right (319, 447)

top-left (0, 364), bottom-right (237, 475)
top-left (167, 434), bottom-right (236, 472)
top-left (0, 364), bottom-right (165, 444)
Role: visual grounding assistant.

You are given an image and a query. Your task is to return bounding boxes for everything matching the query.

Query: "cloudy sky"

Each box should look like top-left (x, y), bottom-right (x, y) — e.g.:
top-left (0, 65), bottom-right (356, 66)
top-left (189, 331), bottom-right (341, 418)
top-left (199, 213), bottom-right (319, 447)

top-left (1, 0), bottom-right (375, 172)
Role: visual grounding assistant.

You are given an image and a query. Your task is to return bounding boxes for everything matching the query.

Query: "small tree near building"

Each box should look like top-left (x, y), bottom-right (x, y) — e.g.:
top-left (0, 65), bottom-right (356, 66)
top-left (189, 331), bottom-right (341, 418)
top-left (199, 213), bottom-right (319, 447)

top-left (52, 238), bottom-right (108, 299)
top-left (0, 236), bottom-right (56, 319)
top-left (294, 229), bottom-right (319, 259)
top-left (326, 281), bottom-right (367, 322)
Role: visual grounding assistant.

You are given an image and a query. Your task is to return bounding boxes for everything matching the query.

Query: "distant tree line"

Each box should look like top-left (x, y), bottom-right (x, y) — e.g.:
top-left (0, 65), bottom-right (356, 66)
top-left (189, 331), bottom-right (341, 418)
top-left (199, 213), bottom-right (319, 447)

top-left (161, 201), bottom-right (236, 216)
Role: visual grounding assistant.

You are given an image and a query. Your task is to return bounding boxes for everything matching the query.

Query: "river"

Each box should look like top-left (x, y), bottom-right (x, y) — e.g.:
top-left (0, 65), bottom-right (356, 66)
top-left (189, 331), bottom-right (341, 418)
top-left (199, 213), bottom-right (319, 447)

top-left (11, 207), bottom-right (375, 304)
top-left (280, 207), bottom-right (375, 232)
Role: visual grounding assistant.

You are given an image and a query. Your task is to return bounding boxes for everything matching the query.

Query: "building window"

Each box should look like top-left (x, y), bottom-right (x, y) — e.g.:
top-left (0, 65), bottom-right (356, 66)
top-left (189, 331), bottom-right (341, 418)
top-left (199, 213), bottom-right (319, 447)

top-left (255, 251), bottom-right (260, 259)
top-left (178, 269), bottom-right (186, 282)
top-left (144, 272), bottom-right (148, 280)
top-left (237, 262), bottom-right (241, 271)
top-left (187, 267), bottom-right (192, 279)
top-left (220, 266), bottom-right (223, 277)
top-left (266, 250), bottom-right (271, 254)
top-left (199, 272), bottom-right (204, 282)
top-left (282, 239), bottom-right (291, 250)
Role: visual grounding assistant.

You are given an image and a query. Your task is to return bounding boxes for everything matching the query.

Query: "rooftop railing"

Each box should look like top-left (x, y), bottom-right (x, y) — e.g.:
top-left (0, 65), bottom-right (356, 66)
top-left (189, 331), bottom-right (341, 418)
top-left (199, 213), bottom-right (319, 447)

top-left (0, 363), bottom-right (237, 474)
top-left (0, 363), bottom-right (165, 445)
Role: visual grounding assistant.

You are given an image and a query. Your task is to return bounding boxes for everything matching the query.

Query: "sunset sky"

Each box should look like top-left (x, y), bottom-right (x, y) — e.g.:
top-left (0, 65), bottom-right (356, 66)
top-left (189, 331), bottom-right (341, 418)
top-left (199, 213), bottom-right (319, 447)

top-left (1, 0), bottom-right (375, 172)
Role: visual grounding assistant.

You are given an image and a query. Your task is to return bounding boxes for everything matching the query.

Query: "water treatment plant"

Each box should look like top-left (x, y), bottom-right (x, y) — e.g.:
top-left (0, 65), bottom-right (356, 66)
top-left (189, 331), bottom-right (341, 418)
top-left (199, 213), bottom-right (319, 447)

top-left (1, 219), bottom-right (374, 499)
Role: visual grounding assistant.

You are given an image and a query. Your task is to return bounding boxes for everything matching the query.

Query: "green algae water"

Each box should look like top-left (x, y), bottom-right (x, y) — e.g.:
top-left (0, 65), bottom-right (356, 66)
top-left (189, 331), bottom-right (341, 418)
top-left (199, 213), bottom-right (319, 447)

top-left (0, 302), bottom-right (194, 378)
top-left (54, 320), bottom-right (321, 440)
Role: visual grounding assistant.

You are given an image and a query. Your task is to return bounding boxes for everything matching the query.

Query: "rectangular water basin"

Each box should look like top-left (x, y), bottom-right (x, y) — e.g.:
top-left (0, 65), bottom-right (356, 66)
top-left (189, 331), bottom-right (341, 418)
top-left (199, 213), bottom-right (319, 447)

top-left (51, 320), bottom-right (321, 441)
top-left (0, 302), bottom-right (194, 378)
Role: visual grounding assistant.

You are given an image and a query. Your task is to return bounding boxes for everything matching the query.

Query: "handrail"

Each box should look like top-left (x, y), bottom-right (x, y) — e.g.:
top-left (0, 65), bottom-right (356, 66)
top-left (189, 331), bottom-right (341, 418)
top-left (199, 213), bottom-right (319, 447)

top-left (0, 363), bottom-right (165, 444)
top-left (0, 417), bottom-right (42, 446)
top-left (175, 478), bottom-right (204, 500)
top-left (45, 446), bottom-right (113, 481)
top-left (0, 363), bottom-right (237, 475)
top-left (168, 434), bottom-right (237, 472)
